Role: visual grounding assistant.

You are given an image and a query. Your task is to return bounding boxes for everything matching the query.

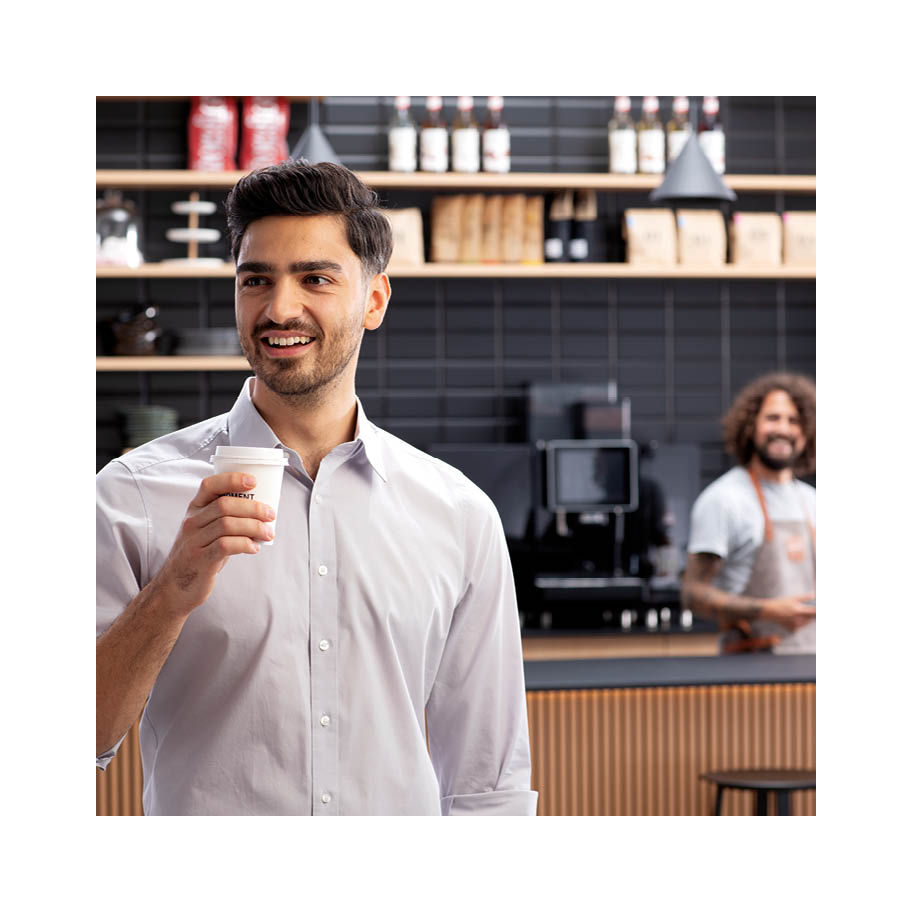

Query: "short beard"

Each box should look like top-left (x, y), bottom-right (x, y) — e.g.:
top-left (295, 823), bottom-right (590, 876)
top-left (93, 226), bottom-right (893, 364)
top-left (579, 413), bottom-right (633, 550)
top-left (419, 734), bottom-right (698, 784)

top-left (754, 437), bottom-right (800, 472)
top-left (239, 318), bottom-right (363, 408)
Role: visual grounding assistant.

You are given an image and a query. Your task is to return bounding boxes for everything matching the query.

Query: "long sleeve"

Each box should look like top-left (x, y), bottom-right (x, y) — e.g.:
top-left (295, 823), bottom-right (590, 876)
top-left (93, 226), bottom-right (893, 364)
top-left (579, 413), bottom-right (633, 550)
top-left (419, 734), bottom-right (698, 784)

top-left (425, 489), bottom-right (538, 816)
top-left (96, 459), bottom-right (147, 769)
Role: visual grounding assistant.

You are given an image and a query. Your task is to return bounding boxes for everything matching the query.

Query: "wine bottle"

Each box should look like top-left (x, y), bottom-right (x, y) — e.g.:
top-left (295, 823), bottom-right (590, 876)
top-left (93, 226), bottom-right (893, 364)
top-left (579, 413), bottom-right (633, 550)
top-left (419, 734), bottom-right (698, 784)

top-left (544, 190), bottom-right (574, 262)
top-left (482, 96), bottom-right (510, 173)
top-left (451, 96), bottom-right (480, 173)
top-left (698, 96), bottom-right (726, 174)
top-left (608, 96), bottom-right (636, 174)
top-left (637, 96), bottom-right (665, 174)
top-left (569, 190), bottom-right (597, 262)
top-left (420, 96), bottom-right (448, 173)
top-left (666, 95), bottom-right (692, 165)
top-left (388, 96), bottom-right (417, 172)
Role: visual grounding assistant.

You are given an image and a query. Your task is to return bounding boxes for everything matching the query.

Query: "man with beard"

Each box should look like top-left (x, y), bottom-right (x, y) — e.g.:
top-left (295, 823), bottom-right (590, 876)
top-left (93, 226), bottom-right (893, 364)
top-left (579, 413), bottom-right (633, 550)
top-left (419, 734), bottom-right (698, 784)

top-left (681, 373), bottom-right (817, 654)
top-left (96, 161), bottom-right (537, 816)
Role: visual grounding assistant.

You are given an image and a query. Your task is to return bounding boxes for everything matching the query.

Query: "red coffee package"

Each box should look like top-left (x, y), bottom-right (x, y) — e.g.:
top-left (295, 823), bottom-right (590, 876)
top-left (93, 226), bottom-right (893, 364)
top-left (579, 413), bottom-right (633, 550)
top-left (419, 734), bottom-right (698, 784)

top-left (188, 97), bottom-right (238, 171)
top-left (240, 97), bottom-right (291, 170)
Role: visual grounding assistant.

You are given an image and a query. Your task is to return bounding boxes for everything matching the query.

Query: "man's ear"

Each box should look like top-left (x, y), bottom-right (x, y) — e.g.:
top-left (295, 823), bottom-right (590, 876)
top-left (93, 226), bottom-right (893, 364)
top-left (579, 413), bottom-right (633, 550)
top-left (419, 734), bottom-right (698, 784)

top-left (363, 272), bottom-right (391, 331)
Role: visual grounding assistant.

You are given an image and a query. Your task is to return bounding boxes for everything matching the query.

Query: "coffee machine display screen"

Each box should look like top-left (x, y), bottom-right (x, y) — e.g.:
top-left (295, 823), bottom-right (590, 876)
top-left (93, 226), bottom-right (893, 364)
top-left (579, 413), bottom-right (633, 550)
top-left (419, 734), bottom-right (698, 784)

top-left (546, 440), bottom-right (639, 512)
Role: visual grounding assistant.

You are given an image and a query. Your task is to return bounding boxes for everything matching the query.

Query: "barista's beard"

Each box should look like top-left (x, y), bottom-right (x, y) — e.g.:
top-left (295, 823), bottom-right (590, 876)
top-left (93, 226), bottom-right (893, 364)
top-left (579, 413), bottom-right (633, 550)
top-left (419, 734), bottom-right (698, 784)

top-left (754, 436), bottom-right (802, 472)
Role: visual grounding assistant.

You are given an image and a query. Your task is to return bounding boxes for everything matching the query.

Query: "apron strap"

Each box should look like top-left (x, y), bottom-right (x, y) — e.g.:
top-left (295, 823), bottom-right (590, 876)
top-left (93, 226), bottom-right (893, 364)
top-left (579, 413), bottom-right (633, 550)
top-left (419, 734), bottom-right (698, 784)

top-left (749, 467), bottom-right (816, 557)
top-left (748, 469), bottom-right (774, 542)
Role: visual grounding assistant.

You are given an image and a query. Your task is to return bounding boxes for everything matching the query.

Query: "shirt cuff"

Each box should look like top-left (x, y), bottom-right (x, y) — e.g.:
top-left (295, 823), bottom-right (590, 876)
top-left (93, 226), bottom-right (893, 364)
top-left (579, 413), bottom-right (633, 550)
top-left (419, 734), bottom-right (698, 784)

top-left (441, 789), bottom-right (538, 816)
top-left (96, 733), bottom-right (127, 771)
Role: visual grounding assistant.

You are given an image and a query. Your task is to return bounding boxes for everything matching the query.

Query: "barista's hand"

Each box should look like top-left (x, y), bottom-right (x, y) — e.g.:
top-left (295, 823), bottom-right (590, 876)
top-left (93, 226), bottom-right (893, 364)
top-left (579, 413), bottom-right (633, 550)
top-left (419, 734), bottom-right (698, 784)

top-left (759, 593), bottom-right (817, 632)
top-left (150, 473), bottom-right (275, 619)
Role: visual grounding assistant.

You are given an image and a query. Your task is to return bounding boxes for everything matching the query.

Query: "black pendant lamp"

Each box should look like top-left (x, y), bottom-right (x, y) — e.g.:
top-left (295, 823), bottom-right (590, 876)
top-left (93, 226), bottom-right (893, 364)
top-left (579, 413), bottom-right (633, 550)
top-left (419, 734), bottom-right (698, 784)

top-left (649, 104), bottom-right (735, 204)
top-left (290, 98), bottom-right (341, 165)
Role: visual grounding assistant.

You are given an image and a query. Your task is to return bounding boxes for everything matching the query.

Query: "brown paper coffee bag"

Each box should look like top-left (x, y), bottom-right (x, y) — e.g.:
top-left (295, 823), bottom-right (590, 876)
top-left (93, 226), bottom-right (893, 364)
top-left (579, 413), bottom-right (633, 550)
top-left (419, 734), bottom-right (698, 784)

top-left (782, 211), bottom-right (816, 265)
top-left (676, 209), bottom-right (726, 265)
top-left (730, 212), bottom-right (782, 265)
top-left (431, 195), bottom-right (464, 263)
top-left (459, 194), bottom-right (484, 263)
top-left (501, 194), bottom-right (526, 263)
top-left (522, 195), bottom-right (545, 264)
top-left (383, 208), bottom-right (425, 267)
top-left (623, 208), bottom-right (676, 265)
top-left (481, 195), bottom-right (503, 263)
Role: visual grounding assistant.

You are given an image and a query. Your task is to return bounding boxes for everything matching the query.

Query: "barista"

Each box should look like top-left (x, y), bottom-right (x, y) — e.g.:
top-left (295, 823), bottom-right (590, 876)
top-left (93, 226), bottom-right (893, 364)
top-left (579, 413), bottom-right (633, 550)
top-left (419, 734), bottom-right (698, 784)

top-left (681, 373), bottom-right (816, 654)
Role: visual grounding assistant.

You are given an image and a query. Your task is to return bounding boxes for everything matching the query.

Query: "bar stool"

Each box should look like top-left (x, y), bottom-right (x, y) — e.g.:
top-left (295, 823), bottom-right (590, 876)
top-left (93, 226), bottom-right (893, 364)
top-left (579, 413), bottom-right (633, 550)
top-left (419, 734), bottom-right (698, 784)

top-left (700, 769), bottom-right (816, 815)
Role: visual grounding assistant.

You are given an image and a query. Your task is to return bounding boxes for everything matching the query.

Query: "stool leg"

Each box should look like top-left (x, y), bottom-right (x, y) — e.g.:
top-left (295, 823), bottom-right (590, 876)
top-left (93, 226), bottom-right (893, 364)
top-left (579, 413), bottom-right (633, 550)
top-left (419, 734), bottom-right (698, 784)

top-left (775, 791), bottom-right (791, 816)
top-left (714, 787), bottom-right (723, 816)
top-left (754, 789), bottom-right (769, 815)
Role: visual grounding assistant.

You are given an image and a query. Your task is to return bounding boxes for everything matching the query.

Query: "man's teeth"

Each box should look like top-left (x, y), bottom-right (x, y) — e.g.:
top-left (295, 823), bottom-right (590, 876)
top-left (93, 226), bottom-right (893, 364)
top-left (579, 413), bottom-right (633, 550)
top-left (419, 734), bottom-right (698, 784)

top-left (266, 336), bottom-right (313, 346)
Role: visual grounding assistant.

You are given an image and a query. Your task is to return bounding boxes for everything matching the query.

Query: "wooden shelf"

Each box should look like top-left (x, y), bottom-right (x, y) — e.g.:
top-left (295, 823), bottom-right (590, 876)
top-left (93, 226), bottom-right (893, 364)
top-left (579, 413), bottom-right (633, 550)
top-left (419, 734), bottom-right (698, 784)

top-left (96, 169), bottom-right (816, 194)
top-left (97, 356), bottom-right (249, 372)
top-left (96, 96), bottom-right (321, 102)
top-left (97, 262), bottom-right (815, 280)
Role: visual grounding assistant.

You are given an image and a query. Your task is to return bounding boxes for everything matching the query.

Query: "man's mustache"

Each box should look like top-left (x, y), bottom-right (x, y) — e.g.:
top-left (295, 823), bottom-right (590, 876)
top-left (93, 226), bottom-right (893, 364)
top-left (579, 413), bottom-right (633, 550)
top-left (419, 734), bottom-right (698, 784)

top-left (252, 321), bottom-right (321, 338)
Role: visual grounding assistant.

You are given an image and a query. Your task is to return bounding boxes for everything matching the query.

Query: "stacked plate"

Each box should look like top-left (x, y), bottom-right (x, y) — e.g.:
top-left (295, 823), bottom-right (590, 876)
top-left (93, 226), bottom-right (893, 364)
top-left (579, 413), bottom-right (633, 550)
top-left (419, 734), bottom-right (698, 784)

top-left (174, 327), bottom-right (242, 356)
top-left (118, 405), bottom-right (179, 449)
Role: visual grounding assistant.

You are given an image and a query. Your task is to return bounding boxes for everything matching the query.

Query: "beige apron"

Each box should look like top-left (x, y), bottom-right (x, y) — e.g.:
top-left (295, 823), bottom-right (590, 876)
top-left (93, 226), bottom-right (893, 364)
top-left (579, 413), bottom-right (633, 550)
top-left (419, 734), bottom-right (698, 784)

top-left (721, 471), bottom-right (816, 655)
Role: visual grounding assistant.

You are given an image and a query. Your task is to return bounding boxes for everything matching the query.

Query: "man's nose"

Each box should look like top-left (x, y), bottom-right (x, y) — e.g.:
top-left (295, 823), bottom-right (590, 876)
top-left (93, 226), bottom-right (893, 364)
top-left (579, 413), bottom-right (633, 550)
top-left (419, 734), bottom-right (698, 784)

top-left (264, 278), bottom-right (302, 325)
top-left (771, 417), bottom-right (793, 437)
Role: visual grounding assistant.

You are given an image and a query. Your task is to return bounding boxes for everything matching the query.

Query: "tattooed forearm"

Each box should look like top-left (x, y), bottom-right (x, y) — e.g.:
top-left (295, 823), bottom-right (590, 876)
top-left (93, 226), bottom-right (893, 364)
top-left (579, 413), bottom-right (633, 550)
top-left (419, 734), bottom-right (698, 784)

top-left (681, 553), bottom-right (764, 625)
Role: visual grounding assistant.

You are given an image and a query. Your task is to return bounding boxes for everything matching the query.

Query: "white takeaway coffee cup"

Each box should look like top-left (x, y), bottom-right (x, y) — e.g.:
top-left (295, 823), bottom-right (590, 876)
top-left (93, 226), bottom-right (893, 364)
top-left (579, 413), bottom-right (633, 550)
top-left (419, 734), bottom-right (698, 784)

top-left (209, 445), bottom-right (290, 545)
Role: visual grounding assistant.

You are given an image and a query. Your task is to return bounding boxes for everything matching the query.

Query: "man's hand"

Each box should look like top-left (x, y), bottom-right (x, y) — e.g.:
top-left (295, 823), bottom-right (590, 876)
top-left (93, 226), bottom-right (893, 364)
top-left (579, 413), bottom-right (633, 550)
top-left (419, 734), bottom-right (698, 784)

top-left (758, 594), bottom-right (816, 632)
top-left (151, 472), bottom-right (275, 619)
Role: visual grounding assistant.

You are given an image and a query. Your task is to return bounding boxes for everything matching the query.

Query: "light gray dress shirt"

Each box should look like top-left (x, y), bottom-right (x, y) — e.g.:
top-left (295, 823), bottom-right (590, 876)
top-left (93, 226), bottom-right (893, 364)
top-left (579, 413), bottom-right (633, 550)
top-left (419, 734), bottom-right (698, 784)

top-left (96, 378), bottom-right (537, 816)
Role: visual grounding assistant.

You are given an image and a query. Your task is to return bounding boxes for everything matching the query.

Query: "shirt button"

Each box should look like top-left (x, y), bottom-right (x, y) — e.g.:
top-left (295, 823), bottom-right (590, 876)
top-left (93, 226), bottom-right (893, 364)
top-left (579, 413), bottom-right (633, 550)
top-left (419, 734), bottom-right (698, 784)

top-left (319, 639), bottom-right (330, 651)
top-left (318, 565), bottom-right (328, 576)
top-left (321, 792), bottom-right (332, 804)
top-left (320, 714), bottom-right (331, 727)
top-left (315, 494), bottom-right (323, 504)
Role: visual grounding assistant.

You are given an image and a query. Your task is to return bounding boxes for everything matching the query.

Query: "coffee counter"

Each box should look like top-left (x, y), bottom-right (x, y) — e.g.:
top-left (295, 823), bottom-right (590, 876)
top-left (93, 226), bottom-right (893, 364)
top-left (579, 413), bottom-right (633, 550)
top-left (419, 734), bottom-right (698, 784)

top-left (523, 652), bottom-right (815, 690)
top-left (520, 641), bottom-right (816, 816)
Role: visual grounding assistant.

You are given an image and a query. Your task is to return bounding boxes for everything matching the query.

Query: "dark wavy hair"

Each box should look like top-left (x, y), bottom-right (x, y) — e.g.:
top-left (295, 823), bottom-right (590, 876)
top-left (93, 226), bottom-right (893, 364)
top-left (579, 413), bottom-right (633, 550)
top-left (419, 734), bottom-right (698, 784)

top-left (722, 372), bottom-right (816, 476)
top-left (224, 160), bottom-right (392, 277)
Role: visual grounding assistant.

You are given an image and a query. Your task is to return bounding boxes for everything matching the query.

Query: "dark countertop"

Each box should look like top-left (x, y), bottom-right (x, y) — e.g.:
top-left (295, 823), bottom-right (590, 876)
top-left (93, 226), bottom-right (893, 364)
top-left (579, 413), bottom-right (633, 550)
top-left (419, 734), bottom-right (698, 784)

top-left (523, 653), bottom-right (815, 691)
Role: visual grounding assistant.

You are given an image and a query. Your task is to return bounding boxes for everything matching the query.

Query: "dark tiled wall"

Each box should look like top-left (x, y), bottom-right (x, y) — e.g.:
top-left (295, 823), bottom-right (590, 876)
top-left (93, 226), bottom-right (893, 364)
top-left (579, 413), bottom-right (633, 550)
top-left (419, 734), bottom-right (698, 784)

top-left (96, 96), bottom-right (816, 483)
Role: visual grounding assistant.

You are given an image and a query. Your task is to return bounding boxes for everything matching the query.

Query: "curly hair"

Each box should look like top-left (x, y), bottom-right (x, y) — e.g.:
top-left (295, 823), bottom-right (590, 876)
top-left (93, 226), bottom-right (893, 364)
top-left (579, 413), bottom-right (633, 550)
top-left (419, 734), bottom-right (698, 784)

top-left (224, 160), bottom-right (392, 277)
top-left (722, 372), bottom-right (816, 476)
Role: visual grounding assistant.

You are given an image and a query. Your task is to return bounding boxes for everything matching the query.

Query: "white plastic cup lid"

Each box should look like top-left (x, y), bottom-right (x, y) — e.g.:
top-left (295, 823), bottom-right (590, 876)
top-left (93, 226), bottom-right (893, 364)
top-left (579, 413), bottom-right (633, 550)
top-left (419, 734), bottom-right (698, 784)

top-left (210, 445), bottom-right (289, 466)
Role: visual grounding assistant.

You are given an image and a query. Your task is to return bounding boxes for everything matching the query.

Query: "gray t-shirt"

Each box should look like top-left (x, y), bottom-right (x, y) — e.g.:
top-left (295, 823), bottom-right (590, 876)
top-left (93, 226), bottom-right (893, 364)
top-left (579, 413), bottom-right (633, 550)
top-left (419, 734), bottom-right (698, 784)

top-left (687, 466), bottom-right (816, 594)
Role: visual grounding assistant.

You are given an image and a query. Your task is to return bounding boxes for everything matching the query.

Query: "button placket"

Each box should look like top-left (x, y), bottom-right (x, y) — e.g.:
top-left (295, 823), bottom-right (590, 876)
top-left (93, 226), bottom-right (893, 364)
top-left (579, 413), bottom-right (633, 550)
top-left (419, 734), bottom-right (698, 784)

top-left (309, 473), bottom-right (339, 815)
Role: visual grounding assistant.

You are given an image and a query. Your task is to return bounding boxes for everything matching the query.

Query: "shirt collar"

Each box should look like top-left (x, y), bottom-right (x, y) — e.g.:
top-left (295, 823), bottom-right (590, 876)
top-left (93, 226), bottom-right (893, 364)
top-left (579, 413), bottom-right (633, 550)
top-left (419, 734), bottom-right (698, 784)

top-left (226, 377), bottom-right (387, 482)
top-left (352, 396), bottom-right (388, 482)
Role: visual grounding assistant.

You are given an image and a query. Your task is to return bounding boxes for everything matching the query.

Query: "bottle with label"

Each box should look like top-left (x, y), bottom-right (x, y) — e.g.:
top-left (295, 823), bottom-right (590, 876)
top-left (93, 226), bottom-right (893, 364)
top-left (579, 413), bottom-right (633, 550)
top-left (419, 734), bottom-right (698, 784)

top-left (666, 96), bottom-right (692, 166)
top-left (608, 96), bottom-right (637, 174)
top-left (482, 96), bottom-right (510, 173)
top-left (420, 96), bottom-right (448, 173)
top-left (698, 96), bottom-right (726, 174)
top-left (637, 95), bottom-right (665, 174)
top-left (544, 190), bottom-right (574, 262)
top-left (451, 96), bottom-right (480, 173)
top-left (569, 190), bottom-right (597, 262)
top-left (388, 96), bottom-right (417, 172)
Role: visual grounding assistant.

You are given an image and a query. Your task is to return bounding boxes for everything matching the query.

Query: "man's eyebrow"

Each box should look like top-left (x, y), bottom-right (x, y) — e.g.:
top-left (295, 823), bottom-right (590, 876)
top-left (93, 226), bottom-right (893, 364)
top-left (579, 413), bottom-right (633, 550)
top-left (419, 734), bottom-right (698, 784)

top-left (236, 260), bottom-right (344, 275)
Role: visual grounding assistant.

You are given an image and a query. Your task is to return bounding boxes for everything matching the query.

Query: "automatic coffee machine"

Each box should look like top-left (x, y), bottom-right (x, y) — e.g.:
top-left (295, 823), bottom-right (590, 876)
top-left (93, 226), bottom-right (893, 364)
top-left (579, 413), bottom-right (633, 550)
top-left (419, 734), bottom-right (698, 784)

top-left (430, 382), bottom-right (701, 631)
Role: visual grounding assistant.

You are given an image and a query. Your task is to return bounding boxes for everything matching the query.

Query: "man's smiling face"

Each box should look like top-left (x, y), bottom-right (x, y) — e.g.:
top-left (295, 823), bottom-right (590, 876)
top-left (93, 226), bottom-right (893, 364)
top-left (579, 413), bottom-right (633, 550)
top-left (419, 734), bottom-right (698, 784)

top-left (235, 214), bottom-right (385, 403)
top-left (752, 389), bottom-right (807, 471)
